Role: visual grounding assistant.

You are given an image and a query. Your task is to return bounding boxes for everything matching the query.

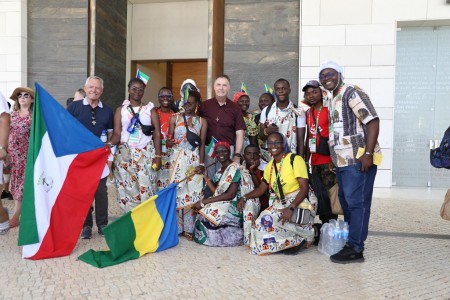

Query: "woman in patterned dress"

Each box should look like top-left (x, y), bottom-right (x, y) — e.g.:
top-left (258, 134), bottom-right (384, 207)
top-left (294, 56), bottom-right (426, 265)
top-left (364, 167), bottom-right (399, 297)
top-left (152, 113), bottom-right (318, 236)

top-left (166, 90), bottom-right (207, 240)
top-left (110, 78), bottom-right (162, 213)
top-left (154, 87), bottom-right (176, 191)
top-left (238, 132), bottom-right (316, 255)
top-left (233, 92), bottom-right (258, 154)
top-left (192, 142), bottom-right (244, 247)
top-left (8, 87), bottom-right (34, 227)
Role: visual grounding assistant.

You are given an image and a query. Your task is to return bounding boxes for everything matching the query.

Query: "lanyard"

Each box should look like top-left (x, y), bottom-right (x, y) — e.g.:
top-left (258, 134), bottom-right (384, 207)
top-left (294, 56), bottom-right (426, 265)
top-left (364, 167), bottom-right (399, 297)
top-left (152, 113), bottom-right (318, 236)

top-left (310, 106), bottom-right (322, 138)
top-left (269, 154), bottom-right (286, 195)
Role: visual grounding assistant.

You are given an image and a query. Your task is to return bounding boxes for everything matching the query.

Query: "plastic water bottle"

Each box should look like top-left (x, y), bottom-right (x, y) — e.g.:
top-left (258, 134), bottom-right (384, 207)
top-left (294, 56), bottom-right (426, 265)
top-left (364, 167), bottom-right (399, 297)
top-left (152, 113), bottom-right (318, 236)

top-left (342, 221), bottom-right (349, 241)
top-left (100, 130), bottom-right (107, 143)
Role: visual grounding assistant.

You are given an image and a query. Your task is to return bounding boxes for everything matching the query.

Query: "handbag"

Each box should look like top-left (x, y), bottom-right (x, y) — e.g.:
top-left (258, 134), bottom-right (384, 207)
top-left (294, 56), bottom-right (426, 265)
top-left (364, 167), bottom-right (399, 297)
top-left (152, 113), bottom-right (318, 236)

top-left (273, 159), bottom-right (312, 225)
top-left (128, 105), bottom-right (154, 136)
top-left (440, 189), bottom-right (450, 221)
top-left (329, 183), bottom-right (343, 215)
top-left (182, 113), bottom-right (201, 149)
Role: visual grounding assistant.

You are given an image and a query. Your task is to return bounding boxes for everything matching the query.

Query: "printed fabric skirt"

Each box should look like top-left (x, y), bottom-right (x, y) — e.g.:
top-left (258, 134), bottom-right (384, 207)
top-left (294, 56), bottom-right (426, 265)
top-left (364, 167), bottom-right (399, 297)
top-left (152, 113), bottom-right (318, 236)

top-left (168, 146), bottom-right (204, 235)
top-left (113, 142), bottom-right (158, 213)
top-left (250, 191), bottom-right (315, 255)
top-left (194, 201), bottom-right (244, 247)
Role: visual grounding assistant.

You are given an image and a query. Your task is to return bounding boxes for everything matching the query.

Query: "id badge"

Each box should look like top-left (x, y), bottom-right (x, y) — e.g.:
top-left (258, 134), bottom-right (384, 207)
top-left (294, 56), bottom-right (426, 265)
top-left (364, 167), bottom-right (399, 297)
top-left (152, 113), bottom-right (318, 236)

top-left (309, 137), bottom-right (316, 153)
top-left (328, 124), bottom-right (335, 147)
top-left (128, 127), bottom-right (140, 144)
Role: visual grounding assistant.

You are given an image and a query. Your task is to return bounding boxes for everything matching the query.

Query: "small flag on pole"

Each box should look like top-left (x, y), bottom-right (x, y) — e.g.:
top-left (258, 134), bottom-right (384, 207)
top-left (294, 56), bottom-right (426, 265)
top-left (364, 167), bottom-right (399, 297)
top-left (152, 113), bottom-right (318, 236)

top-left (183, 86), bottom-right (189, 105)
top-left (206, 137), bottom-right (218, 158)
top-left (136, 69), bottom-right (150, 86)
top-left (264, 83), bottom-right (273, 95)
top-left (241, 82), bottom-right (248, 94)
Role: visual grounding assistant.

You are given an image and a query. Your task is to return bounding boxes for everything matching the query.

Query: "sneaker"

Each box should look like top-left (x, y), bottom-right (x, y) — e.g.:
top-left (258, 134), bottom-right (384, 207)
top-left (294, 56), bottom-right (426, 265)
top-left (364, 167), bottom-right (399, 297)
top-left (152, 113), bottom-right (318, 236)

top-left (106, 178), bottom-right (114, 187)
top-left (81, 226), bottom-right (92, 239)
top-left (1, 190), bottom-right (12, 200)
top-left (330, 244), bottom-right (364, 264)
top-left (98, 225), bottom-right (106, 236)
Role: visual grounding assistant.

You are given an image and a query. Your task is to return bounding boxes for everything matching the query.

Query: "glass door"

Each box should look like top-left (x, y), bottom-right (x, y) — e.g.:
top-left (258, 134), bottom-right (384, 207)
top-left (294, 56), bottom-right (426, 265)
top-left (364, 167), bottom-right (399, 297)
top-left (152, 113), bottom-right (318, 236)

top-left (393, 26), bottom-right (450, 187)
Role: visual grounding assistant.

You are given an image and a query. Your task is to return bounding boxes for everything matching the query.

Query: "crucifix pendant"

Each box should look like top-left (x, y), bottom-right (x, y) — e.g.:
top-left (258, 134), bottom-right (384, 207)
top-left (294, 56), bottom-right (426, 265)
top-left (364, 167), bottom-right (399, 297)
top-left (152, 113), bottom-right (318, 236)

top-left (92, 120), bottom-right (96, 125)
top-left (216, 116), bottom-right (219, 122)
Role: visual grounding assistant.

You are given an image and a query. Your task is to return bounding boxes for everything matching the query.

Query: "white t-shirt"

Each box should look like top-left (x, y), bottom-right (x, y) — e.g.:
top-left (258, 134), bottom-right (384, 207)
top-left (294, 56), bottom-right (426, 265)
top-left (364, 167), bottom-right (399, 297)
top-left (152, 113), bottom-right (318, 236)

top-left (0, 92), bottom-right (10, 184)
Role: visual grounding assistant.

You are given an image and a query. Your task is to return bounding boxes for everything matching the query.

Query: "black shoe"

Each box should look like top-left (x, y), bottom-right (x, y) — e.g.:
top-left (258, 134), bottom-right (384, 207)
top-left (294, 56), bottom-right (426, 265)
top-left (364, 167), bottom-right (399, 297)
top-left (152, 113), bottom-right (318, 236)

top-left (1, 190), bottom-right (12, 200)
top-left (283, 239), bottom-right (307, 255)
top-left (330, 244), bottom-right (364, 264)
top-left (313, 223), bottom-right (322, 246)
top-left (81, 226), bottom-right (92, 239)
top-left (98, 225), bottom-right (106, 237)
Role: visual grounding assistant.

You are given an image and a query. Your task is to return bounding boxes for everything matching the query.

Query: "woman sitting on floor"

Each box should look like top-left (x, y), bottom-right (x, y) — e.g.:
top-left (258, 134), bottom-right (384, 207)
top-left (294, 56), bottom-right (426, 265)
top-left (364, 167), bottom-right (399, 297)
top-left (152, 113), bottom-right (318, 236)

top-left (238, 132), bottom-right (316, 255)
top-left (193, 142), bottom-right (244, 247)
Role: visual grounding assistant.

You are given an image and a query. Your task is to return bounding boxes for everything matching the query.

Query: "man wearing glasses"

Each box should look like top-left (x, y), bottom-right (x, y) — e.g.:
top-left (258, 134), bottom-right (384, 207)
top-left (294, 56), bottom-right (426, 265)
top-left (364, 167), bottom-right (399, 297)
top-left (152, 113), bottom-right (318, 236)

top-left (67, 75), bottom-right (114, 240)
top-left (319, 61), bottom-right (380, 264)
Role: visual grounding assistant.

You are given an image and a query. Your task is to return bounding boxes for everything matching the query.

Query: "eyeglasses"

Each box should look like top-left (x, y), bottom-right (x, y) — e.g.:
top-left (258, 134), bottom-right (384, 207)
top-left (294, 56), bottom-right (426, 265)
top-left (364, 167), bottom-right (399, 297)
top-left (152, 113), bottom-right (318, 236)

top-left (267, 141), bottom-right (283, 146)
top-left (319, 71), bottom-right (337, 81)
top-left (91, 108), bottom-right (97, 126)
top-left (158, 94), bottom-right (173, 99)
top-left (17, 93), bottom-right (31, 99)
top-left (130, 86), bottom-right (144, 92)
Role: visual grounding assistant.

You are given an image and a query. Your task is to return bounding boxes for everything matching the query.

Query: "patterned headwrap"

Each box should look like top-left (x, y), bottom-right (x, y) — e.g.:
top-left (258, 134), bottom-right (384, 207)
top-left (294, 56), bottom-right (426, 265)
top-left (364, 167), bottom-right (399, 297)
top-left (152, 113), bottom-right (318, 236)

top-left (232, 92), bottom-right (247, 103)
top-left (214, 141), bottom-right (231, 153)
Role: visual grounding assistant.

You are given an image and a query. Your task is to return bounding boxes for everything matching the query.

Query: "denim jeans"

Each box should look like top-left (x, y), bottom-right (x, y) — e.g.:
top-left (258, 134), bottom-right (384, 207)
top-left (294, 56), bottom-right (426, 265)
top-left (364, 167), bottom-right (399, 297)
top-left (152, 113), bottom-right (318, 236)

top-left (336, 162), bottom-right (377, 252)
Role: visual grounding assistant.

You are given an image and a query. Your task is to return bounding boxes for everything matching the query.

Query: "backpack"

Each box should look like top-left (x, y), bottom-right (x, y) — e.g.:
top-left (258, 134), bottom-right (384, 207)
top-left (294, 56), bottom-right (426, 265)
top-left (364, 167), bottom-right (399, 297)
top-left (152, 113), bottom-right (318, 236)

top-left (430, 126), bottom-right (450, 169)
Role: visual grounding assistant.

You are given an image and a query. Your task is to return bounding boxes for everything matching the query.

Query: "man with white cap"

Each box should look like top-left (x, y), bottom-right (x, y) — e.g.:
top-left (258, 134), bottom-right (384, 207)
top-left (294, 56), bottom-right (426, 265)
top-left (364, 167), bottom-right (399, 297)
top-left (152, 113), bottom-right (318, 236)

top-left (319, 61), bottom-right (380, 264)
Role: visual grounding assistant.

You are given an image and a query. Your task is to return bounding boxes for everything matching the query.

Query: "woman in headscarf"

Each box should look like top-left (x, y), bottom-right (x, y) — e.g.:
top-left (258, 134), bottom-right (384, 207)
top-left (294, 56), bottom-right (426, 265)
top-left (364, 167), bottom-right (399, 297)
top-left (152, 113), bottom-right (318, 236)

top-left (166, 90), bottom-right (207, 240)
top-left (238, 132), bottom-right (316, 255)
top-left (8, 87), bottom-right (34, 228)
top-left (110, 78), bottom-right (162, 213)
top-left (192, 141), bottom-right (244, 247)
top-left (233, 92), bottom-right (258, 154)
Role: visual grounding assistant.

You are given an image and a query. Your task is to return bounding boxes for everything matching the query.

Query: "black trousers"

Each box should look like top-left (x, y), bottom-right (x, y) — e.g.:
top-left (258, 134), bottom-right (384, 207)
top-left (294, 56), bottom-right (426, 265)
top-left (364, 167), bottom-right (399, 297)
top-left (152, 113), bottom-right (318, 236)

top-left (84, 177), bottom-right (108, 228)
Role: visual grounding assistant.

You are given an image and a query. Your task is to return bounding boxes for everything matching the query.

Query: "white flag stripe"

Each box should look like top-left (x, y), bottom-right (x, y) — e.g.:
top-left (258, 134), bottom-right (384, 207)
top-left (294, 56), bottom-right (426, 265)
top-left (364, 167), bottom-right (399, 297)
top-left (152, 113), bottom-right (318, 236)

top-left (22, 133), bottom-right (76, 258)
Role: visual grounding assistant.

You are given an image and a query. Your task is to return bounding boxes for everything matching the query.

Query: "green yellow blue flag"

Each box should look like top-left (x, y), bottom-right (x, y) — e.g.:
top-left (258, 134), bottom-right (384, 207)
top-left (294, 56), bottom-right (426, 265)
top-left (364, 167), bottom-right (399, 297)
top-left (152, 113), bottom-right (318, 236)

top-left (78, 184), bottom-right (179, 268)
top-left (264, 83), bottom-right (273, 95)
top-left (136, 69), bottom-right (150, 85)
top-left (241, 82), bottom-right (248, 94)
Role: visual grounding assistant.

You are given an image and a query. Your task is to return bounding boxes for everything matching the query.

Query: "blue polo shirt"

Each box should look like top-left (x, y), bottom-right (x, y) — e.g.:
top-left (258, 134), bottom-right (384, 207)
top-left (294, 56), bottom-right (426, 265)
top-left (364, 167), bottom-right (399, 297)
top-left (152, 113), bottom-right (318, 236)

top-left (67, 98), bottom-right (114, 137)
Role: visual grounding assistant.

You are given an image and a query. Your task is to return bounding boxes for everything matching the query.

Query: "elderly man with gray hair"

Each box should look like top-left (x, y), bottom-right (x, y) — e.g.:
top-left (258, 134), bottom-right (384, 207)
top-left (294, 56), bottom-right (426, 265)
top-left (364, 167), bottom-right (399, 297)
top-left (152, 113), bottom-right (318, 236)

top-left (319, 61), bottom-right (381, 264)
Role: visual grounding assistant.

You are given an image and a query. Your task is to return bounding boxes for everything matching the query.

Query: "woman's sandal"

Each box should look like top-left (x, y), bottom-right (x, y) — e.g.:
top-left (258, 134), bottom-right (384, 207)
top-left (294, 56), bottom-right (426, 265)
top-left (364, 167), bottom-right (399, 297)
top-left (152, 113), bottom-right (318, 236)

top-left (9, 218), bottom-right (20, 228)
top-left (184, 232), bottom-right (193, 241)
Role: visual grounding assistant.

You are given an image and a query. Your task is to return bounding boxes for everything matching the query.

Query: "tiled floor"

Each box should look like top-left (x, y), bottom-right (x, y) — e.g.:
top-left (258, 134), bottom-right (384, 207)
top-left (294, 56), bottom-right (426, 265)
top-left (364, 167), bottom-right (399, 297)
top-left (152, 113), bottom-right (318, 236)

top-left (1, 187), bottom-right (449, 299)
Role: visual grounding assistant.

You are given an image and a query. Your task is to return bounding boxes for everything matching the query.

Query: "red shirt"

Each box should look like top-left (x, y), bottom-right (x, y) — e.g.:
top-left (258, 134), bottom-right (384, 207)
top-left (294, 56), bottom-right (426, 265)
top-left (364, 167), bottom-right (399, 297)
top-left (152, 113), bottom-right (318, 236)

top-left (199, 97), bottom-right (246, 145)
top-left (306, 106), bottom-right (332, 166)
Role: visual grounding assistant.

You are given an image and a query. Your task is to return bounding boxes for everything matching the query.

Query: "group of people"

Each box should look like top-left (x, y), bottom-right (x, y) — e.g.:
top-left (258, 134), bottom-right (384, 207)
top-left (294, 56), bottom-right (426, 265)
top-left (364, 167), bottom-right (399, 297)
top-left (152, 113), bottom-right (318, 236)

top-left (0, 60), bottom-right (380, 264)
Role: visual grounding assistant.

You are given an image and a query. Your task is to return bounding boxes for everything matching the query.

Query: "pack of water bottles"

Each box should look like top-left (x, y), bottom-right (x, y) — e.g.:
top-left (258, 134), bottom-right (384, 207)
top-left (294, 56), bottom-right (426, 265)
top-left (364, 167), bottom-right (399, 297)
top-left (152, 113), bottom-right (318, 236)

top-left (318, 219), bottom-right (349, 257)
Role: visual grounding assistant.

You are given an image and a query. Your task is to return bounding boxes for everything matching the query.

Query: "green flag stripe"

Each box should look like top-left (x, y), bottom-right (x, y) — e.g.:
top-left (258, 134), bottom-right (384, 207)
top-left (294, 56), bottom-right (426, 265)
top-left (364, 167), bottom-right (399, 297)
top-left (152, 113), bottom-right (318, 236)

top-left (18, 90), bottom-right (47, 246)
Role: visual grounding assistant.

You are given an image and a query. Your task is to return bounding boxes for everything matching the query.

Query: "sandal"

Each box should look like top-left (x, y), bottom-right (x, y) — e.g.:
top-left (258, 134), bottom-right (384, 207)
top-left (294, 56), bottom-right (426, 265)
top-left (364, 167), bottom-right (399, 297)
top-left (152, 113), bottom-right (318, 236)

top-left (9, 218), bottom-right (19, 228)
top-left (184, 232), bottom-right (193, 241)
top-left (0, 220), bottom-right (9, 235)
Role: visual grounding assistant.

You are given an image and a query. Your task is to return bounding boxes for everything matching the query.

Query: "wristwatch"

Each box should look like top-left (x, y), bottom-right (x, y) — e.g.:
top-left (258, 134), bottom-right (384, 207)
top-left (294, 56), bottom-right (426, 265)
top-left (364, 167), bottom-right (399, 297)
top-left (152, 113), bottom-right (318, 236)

top-left (289, 206), bottom-right (295, 212)
top-left (234, 153), bottom-right (242, 158)
top-left (200, 200), bottom-right (205, 208)
top-left (242, 196), bottom-right (247, 202)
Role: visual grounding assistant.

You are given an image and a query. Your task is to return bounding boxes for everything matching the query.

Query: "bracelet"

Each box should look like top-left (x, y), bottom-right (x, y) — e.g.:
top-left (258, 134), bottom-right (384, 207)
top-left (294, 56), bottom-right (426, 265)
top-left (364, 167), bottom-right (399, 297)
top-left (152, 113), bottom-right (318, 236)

top-left (200, 200), bottom-right (205, 208)
top-left (234, 153), bottom-right (242, 158)
top-left (263, 128), bottom-right (269, 136)
top-left (154, 155), bottom-right (162, 158)
top-left (242, 196), bottom-right (247, 202)
top-left (289, 206), bottom-right (295, 212)
top-left (0, 146), bottom-right (6, 150)
top-left (199, 163), bottom-right (205, 167)
top-left (364, 152), bottom-right (373, 156)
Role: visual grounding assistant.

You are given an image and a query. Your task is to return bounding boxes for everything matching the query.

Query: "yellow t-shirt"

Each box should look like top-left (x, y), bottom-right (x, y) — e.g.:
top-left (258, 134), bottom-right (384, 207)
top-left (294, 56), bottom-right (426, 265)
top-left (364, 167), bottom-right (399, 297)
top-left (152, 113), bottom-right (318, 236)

top-left (263, 153), bottom-right (308, 198)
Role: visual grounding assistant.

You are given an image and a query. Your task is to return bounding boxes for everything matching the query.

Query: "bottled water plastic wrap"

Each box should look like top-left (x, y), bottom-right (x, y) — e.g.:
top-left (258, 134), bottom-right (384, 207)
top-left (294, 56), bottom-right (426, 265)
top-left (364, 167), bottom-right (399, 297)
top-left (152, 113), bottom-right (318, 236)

top-left (318, 220), bottom-right (349, 257)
